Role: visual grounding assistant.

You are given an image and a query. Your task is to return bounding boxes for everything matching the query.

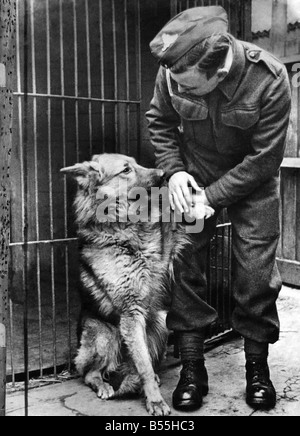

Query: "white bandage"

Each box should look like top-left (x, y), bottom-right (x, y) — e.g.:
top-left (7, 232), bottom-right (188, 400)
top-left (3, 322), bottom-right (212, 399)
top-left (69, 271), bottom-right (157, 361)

top-left (188, 191), bottom-right (215, 220)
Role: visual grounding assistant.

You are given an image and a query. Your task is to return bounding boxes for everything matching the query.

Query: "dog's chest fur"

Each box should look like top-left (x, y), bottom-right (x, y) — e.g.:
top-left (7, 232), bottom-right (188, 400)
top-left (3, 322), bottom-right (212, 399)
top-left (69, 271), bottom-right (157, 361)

top-left (79, 222), bottom-right (188, 317)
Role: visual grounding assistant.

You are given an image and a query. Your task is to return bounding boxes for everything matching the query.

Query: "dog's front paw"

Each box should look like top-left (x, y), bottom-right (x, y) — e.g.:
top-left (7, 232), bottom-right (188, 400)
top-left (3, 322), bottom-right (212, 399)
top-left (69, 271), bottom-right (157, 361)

top-left (97, 383), bottom-right (115, 401)
top-left (146, 398), bottom-right (171, 416)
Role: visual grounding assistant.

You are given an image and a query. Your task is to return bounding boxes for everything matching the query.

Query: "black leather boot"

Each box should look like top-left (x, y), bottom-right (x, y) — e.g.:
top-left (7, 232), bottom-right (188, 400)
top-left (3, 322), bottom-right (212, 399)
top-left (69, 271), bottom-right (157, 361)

top-left (246, 360), bottom-right (276, 409)
top-left (173, 360), bottom-right (209, 412)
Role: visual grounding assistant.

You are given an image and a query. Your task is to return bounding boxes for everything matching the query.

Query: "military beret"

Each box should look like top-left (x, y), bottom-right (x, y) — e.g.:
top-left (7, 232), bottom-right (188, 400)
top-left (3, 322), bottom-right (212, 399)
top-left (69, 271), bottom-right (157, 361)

top-left (150, 6), bottom-right (229, 68)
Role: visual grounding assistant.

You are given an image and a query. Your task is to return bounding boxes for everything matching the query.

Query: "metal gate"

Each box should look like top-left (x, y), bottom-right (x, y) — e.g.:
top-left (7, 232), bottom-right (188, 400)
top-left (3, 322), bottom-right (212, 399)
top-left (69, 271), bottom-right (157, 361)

top-left (8, 0), bottom-right (142, 413)
top-left (3, 0), bottom-right (252, 416)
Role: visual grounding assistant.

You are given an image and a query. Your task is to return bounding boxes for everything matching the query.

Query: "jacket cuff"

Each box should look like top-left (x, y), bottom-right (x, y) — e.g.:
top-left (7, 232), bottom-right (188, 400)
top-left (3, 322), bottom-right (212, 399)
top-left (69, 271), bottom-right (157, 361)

top-left (205, 181), bottom-right (232, 209)
top-left (159, 162), bottom-right (186, 181)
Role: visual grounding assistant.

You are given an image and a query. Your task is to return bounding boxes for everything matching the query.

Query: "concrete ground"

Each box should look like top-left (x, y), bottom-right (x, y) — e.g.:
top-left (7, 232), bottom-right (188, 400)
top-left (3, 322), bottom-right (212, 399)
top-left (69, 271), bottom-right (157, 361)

top-left (6, 286), bottom-right (300, 417)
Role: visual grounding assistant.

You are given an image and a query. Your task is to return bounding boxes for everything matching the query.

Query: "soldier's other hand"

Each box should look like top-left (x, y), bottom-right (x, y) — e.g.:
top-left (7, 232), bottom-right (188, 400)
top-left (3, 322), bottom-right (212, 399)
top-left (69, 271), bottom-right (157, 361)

top-left (169, 171), bottom-right (202, 214)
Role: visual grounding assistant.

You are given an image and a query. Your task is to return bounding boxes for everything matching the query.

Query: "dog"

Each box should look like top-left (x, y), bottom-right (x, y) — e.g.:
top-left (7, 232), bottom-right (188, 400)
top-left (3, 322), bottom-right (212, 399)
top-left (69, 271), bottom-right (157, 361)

top-left (61, 153), bottom-right (214, 416)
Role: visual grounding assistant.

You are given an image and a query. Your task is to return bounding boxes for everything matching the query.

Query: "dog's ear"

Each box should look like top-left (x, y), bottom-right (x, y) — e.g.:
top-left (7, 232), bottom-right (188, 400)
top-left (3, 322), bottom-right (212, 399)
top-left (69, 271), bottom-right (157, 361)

top-left (60, 163), bottom-right (90, 177)
top-left (60, 162), bottom-right (104, 187)
top-left (61, 162), bottom-right (103, 188)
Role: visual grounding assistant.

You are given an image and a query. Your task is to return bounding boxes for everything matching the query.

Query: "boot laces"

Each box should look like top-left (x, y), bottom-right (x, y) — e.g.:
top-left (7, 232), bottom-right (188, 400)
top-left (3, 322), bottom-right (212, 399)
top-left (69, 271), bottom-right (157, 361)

top-left (181, 361), bottom-right (203, 385)
top-left (250, 362), bottom-right (270, 385)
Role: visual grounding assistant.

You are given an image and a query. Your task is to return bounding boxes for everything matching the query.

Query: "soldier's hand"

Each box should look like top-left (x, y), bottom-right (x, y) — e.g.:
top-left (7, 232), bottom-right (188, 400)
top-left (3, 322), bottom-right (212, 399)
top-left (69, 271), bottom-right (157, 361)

top-left (188, 191), bottom-right (215, 220)
top-left (169, 171), bottom-right (202, 214)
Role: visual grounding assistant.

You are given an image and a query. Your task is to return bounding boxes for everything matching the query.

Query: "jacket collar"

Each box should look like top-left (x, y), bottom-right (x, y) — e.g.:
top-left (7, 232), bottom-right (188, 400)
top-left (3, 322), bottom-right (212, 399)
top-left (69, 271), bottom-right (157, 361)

top-left (218, 38), bottom-right (246, 101)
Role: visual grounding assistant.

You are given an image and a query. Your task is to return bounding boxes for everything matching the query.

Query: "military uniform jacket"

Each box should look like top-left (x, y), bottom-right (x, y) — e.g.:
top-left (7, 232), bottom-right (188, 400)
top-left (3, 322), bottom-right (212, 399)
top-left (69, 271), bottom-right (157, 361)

top-left (146, 38), bottom-right (292, 208)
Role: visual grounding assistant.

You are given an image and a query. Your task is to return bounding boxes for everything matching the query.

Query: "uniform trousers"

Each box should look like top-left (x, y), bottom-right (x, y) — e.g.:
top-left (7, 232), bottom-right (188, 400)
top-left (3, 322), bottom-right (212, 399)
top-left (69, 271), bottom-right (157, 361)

top-left (167, 176), bottom-right (282, 344)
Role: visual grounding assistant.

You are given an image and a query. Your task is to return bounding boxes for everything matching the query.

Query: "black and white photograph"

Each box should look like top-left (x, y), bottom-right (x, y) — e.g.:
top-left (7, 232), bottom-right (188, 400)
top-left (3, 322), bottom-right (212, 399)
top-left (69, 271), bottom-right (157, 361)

top-left (0, 0), bottom-right (299, 420)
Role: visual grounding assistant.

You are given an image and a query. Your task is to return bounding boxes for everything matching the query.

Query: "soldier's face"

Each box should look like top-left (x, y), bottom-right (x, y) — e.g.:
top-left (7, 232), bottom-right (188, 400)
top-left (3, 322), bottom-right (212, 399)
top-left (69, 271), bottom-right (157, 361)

top-left (170, 66), bottom-right (226, 97)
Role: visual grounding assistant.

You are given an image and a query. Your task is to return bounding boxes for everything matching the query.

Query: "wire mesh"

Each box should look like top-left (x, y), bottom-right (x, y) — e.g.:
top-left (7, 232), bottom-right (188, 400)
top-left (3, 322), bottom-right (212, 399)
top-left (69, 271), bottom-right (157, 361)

top-left (9, 0), bottom-right (142, 415)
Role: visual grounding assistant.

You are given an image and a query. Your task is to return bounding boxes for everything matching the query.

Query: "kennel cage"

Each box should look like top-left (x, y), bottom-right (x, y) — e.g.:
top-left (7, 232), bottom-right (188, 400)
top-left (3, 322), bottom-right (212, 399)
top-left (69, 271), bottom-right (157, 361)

top-left (1, 0), bottom-right (252, 416)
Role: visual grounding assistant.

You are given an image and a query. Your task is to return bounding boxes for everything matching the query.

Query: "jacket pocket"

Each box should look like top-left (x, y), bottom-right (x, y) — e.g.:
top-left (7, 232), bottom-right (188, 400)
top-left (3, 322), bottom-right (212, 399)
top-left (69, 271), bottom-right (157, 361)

top-left (171, 94), bottom-right (209, 121)
top-left (221, 106), bottom-right (260, 130)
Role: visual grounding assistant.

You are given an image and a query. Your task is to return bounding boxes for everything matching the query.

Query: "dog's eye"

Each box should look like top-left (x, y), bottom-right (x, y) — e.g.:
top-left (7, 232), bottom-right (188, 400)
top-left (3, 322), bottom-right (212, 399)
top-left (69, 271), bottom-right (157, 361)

top-left (123, 167), bottom-right (132, 174)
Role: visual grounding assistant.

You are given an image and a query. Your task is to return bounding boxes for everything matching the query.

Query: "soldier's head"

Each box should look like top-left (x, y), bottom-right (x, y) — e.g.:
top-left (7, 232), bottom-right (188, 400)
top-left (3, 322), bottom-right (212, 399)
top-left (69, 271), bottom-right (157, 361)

top-left (169, 33), bottom-right (232, 96)
top-left (150, 6), bottom-right (233, 96)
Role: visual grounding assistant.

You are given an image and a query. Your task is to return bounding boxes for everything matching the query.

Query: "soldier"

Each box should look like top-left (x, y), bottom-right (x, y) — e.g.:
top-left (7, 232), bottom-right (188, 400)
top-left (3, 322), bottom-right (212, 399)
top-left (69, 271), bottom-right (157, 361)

top-left (147, 6), bottom-right (291, 412)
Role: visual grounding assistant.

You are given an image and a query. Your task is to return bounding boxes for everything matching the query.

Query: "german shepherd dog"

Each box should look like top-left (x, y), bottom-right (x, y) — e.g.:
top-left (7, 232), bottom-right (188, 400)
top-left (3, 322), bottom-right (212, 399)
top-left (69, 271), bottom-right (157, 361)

top-left (61, 154), bottom-right (213, 416)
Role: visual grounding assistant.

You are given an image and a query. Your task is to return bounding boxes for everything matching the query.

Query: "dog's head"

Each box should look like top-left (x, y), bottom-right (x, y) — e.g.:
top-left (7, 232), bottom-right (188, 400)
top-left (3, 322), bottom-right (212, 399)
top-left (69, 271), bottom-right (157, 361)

top-left (61, 153), bottom-right (165, 226)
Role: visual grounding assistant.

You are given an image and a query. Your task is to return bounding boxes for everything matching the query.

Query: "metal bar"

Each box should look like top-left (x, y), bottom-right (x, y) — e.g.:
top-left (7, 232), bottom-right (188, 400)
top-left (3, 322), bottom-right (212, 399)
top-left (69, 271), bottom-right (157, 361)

top-left (228, 224), bottom-right (233, 317)
top-left (170, 0), bottom-right (178, 17)
top-left (30, 0), bottom-right (43, 378)
top-left (208, 241), bottom-right (213, 307)
top-left (72, 0), bottom-right (80, 162)
top-left (124, 0), bottom-right (130, 155)
top-left (216, 223), bottom-right (231, 229)
top-left (65, 245), bottom-right (71, 371)
top-left (208, 237), bottom-right (215, 339)
top-left (135, 0), bottom-right (142, 100)
top-left (59, 0), bottom-right (72, 371)
top-left (9, 300), bottom-right (15, 387)
top-left (0, 0), bottom-right (16, 417)
top-left (99, 0), bottom-right (105, 153)
top-left (36, 236), bottom-right (43, 377)
top-left (13, 91), bottom-right (140, 105)
top-left (221, 226), bottom-right (226, 326)
top-left (22, 0), bottom-right (30, 417)
top-left (85, 0), bottom-right (93, 156)
top-left (135, 0), bottom-right (142, 162)
top-left (112, 0), bottom-right (119, 153)
top-left (215, 228), bottom-right (219, 315)
top-left (297, 68), bottom-right (300, 161)
top-left (278, 175), bottom-right (284, 259)
top-left (227, 0), bottom-right (231, 34)
top-left (46, 0), bottom-right (57, 378)
top-left (9, 238), bottom-right (78, 247)
top-left (12, 0), bottom-right (24, 397)
top-left (242, 0), bottom-right (252, 42)
top-left (9, 228), bottom-right (231, 246)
